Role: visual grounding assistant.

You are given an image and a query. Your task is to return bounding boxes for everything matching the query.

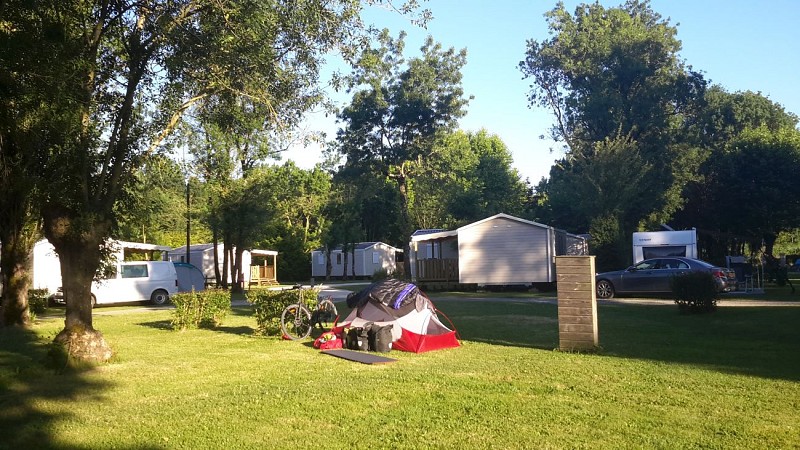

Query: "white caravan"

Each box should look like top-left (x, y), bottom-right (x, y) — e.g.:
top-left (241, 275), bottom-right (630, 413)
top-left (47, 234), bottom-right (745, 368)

top-left (632, 230), bottom-right (698, 264)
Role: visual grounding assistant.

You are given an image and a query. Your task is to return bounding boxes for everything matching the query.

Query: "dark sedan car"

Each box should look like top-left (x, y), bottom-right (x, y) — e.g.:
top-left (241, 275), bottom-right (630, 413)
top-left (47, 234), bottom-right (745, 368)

top-left (595, 257), bottom-right (737, 299)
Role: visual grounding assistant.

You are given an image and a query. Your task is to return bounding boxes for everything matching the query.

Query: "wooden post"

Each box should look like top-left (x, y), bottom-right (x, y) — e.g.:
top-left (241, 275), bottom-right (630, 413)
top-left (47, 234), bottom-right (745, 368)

top-left (556, 256), bottom-right (598, 351)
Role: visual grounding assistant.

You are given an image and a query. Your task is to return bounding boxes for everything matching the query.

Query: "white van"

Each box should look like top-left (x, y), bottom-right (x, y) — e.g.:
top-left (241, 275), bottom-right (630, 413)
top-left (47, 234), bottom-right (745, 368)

top-left (54, 261), bottom-right (178, 307)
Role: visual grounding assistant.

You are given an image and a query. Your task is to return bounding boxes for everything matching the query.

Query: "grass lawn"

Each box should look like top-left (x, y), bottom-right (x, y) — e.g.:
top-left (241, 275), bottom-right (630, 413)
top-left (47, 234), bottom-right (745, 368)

top-left (1, 295), bottom-right (799, 449)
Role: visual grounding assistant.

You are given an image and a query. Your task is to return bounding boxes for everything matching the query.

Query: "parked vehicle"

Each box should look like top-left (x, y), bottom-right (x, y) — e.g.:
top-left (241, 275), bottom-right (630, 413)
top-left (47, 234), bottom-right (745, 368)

top-left (595, 257), bottom-right (737, 299)
top-left (632, 229), bottom-right (697, 264)
top-left (52, 261), bottom-right (178, 307)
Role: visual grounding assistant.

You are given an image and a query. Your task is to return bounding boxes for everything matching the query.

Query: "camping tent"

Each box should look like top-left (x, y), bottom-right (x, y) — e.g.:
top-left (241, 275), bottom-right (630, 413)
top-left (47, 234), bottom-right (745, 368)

top-left (173, 262), bottom-right (206, 293)
top-left (340, 279), bottom-right (459, 353)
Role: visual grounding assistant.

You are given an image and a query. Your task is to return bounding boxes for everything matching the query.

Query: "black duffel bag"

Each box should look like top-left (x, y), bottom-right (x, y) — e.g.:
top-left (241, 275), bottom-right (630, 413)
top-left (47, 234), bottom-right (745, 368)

top-left (368, 324), bottom-right (393, 353)
top-left (345, 323), bottom-right (371, 351)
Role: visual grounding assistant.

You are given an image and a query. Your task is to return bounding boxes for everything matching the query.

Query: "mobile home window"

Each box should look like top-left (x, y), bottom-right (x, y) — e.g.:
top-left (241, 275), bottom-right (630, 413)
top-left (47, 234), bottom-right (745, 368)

top-left (336, 253), bottom-right (342, 265)
top-left (318, 254), bottom-right (325, 264)
top-left (425, 242), bottom-right (440, 259)
top-left (372, 252), bottom-right (379, 264)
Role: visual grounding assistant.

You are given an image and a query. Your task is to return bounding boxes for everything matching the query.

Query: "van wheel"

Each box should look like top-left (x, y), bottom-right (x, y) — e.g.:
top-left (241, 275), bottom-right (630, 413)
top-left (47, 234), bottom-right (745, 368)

top-left (151, 289), bottom-right (169, 306)
top-left (90, 294), bottom-right (97, 308)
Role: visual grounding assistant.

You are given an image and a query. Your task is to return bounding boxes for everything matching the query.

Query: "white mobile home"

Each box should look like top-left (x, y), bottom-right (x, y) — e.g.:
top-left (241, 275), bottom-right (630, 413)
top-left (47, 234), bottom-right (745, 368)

top-left (409, 213), bottom-right (587, 286)
top-left (32, 238), bottom-right (171, 294)
top-left (311, 242), bottom-right (401, 279)
top-left (169, 243), bottom-right (278, 286)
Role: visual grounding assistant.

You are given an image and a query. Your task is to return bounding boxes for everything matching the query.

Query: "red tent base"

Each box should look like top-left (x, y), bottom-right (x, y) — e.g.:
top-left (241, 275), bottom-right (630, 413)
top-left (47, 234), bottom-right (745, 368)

top-left (392, 328), bottom-right (460, 353)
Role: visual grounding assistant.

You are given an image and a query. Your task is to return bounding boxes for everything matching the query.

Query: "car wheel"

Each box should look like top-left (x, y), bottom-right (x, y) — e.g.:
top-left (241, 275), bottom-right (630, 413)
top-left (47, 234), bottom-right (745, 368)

top-left (90, 294), bottom-right (97, 308)
top-left (151, 289), bottom-right (169, 306)
top-left (596, 280), bottom-right (615, 299)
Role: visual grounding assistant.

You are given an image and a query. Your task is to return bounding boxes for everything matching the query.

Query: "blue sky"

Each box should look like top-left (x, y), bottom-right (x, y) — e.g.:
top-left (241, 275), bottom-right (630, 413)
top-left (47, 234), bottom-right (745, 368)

top-left (282, 0), bottom-right (800, 183)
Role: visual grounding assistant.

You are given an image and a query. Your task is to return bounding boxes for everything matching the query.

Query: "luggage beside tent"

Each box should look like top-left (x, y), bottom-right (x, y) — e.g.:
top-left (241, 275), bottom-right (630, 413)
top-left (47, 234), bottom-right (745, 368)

top-left (340, 279), bottom-right (459, 353)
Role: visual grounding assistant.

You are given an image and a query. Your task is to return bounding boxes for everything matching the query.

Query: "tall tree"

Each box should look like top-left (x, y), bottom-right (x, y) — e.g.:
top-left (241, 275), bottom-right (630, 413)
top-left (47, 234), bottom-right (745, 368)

top-left (411, 130), bottom-right (529, 229)
top-left (520, 0), bottom-right (706, 263)
top-left (0, 1), bottom-right (74, 326)
top-left (674, 87), bottom-right (799, 260)
top-left (334, 30), bottom-right (471, 259)
top-left (115, 155), bottom-right (203, 248)
top-left (3, 0), bottom-right (414, 361)
top-left (257, 162), bottom-right (332, 282)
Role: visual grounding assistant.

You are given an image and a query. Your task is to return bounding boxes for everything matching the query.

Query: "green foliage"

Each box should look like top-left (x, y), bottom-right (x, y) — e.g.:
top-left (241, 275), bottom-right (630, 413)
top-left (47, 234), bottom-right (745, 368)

top-left (371, 268), bottom-right (393, 281)
top-left (171, 289), bottom-right (231, 330)
top-left (774, 229), bottom-right (800, 256)
top-left (265, 229), bottom-right (313, 282)
top-left (522, 0), bottom-right (706, 245)
top-left (116, 155), bottom-right (204, 247)
top-left (411, 130), bottom-right (530, 229)
top-left (246, 288), bottom-right (319, 336)
top-left (674, 89), bottom-right (800, 260)
top-left (520, 0), bottom-right (705, 150)
top-left (333, 30), bottom-right (472, 239)
top-left (27, 289), bottom-right (51, 316)
top-left (588, 214), bottom-right (629, 271)
top-left (671, 271), bottom-right (719, 313)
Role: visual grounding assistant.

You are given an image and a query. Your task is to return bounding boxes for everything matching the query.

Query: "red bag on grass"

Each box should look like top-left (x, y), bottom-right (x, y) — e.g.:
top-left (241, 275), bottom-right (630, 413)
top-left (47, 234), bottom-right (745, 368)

top-left (313, 331), bottom-right (343, 350)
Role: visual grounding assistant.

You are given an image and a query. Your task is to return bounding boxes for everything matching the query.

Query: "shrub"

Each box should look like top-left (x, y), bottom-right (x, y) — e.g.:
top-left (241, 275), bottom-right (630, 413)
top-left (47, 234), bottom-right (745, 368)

top-left (247, 287), bottom-right (319, 336)
top-left (171, 289), bottom-right (231, 330)
top-left (671, 272), bottom-right (719, 313)
top-left (371, 268), bottom-right (393, 281)
top-left (28, 288), bottom-right (51, 316)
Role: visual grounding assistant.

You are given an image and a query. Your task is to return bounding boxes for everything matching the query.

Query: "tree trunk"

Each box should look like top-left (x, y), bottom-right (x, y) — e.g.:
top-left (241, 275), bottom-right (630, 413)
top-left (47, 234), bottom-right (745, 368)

top-left (764, 233), bottom-right (777, 257)
top-left (42, 211), bottom-right (113, 364)
top-left (221, 241), bottom-right (230, 288)
top-left (325, 246), bottom-right (332, 281)
top-left (0, 235), bottom-right (32, 327)
top-left (232, 246), bottom-right (244, 293)
top-left (342, 244), bottom-right (349, 281)
top-left (212, 228), bottom-right (221, 286)
top-left (396, 176), bottom-right (413, 279)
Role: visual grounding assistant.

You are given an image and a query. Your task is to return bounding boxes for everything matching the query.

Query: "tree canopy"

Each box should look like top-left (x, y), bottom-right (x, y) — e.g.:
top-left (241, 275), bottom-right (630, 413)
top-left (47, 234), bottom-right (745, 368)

top-left (0, 0), bottom-right (423, 359)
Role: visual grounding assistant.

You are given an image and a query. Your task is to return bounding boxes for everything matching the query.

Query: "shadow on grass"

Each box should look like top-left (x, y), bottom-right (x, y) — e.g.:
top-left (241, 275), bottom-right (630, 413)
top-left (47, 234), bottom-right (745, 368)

top-left (0, 326), bottom-right (123, 450)
top-left (436, 299), bottom-right (800, 382)
top-left (213, 325), bottom-right (255, 335)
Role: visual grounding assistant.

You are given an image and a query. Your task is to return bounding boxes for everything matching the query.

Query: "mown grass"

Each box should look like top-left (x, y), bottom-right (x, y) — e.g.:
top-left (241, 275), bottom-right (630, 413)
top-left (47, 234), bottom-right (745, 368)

top-left (1, 297), bottom-right (799, 449)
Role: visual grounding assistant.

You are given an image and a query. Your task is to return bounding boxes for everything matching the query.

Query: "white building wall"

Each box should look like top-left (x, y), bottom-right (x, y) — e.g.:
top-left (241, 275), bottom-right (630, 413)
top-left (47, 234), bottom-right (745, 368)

top-left (457, 216), bottom-right (551, 284)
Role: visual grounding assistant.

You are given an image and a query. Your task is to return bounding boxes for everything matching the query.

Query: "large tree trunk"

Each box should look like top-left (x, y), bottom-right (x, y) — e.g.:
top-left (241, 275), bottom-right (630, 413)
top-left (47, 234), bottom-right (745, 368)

top-left (42, 211), bottom-right (113, 364)
top-left (232, 246), bottom-right (244, 293)
top-left (0, 234), bottom-right (32, 327)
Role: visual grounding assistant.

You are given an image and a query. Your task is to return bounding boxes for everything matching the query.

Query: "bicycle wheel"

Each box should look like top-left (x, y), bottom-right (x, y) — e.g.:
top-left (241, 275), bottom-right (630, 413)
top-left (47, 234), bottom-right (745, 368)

top-left (314, 298), bottom-right (339, 329)
top-left (280, 303), bottom-right (312, 340)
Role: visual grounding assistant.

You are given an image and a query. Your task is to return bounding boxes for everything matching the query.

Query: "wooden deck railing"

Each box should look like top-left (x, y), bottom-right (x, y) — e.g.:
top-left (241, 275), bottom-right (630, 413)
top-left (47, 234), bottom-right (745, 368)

top-left (415, 258), bottom-right (458, 282)
top-left (250, 265), bottom-right (276, 286)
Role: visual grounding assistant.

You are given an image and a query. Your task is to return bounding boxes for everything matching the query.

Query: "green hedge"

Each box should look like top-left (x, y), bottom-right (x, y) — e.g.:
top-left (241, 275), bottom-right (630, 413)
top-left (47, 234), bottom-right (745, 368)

top-left (246, 288), bottom-right (319, 336)
top-left (671, 271), bottom-right (719, 313)
top-left (171, 289), bottom-right (231, 330)
top-left (28, 288), bottom-right (51, 315)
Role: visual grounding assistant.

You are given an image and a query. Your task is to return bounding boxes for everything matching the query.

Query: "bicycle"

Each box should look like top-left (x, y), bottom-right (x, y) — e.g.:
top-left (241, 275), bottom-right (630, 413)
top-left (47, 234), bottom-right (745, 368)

top-left (280, 290), bottom-right (339, 340)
